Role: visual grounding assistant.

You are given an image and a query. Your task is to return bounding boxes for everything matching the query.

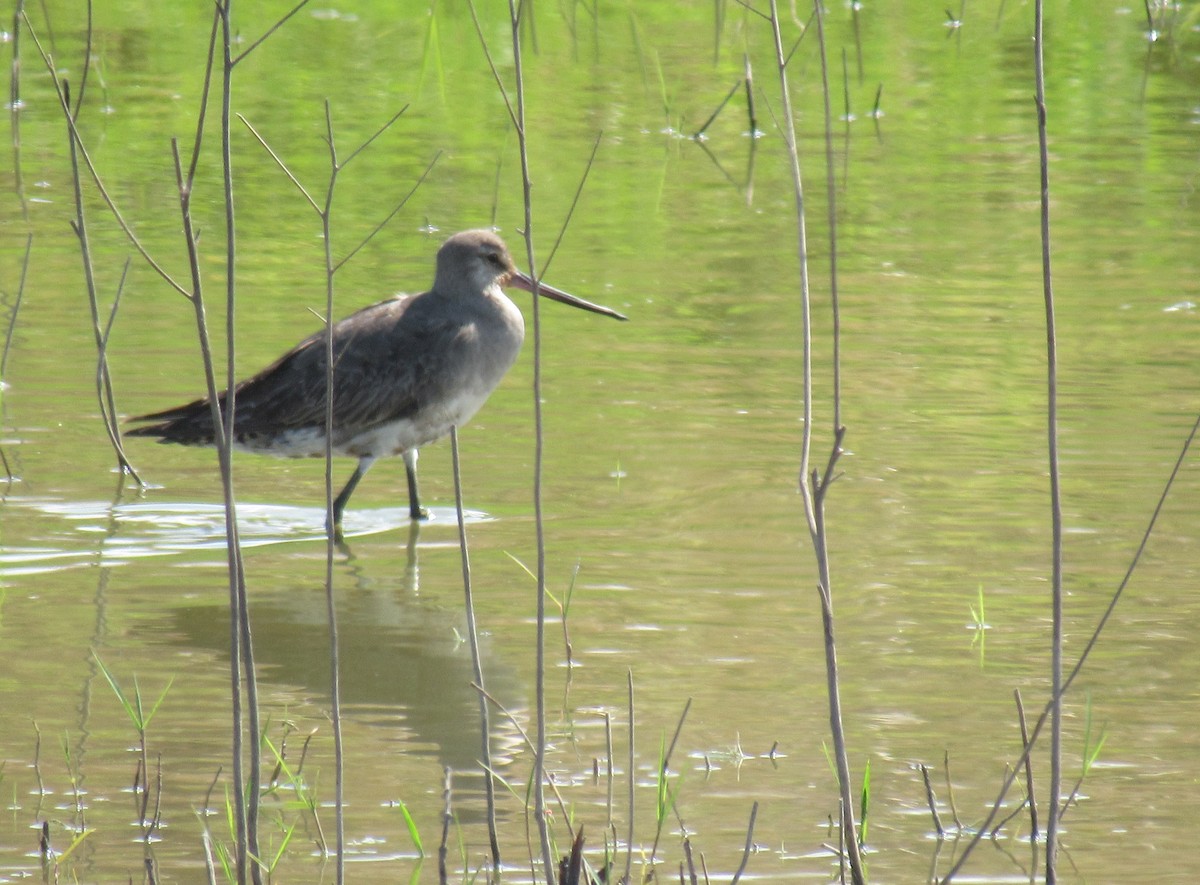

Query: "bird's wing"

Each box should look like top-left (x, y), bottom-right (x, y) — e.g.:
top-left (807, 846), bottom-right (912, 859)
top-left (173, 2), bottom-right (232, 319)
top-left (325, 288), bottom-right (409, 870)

top-left (129, 293), bottom-right (464, 445)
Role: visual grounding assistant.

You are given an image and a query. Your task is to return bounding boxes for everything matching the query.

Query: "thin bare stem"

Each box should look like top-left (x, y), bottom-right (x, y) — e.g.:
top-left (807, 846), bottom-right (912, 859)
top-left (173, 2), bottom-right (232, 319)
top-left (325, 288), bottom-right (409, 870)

top-left (692, 78), bottom-right (742, 140)
top-left (814, 0), bottom-right (841, 430)
top-left (942, 750), bottom-right (963, 831)
top-left (623, 669), bottom-right (635, 885)
top-left (71, 0), bottom-right (92, 116)
top-left (60, 72), bottom-right (141, 485)
top-left (540, 129), bottom-right (603, 278)
top-left (770, 1), bottom-right (863, 879)
top-left (333, 150), bottom-right (440, 273)
top-left (10, 0), bottom-right (27, 218)
top-left (920, 763), bottom-right (945, 838)
top-left (230, 0), bottom-right (313, 66)
top-left (169, 131), bottom-right (251, 884)
top-left (940, 409), bottom-right (1200, 881)
top-left (1014, 689), bottom-right (1039, 840)
top-left (438, 767), bottom-right (452, 885)
top-left (467, 0), bottom-right (519, 130)
top-left (732, 0), bottom-right (770, 23)
top-left (2, 233), bottom-right (32, 384)
top-left (505, 0), bottom-right (555, 878)
top-left (1033, 1), bottom-right (1064, 879)
top-left (337, 104), bottom-right (409, 169)
top-left (237, 114), bottom-right (320, 211)
top-left (21, 13), bottom-right (190, 299)
top-left (218, 2), bottom-right (262, 877)
top-left (744, 54), bottom-right (758, 134)
top-left (95, 260), bottom-right (142, 484)
top-left (451, 426), bottom-right (501, 871)
top-left (318, 99), bottom-right (345, 885)
top-left (729, 801), bottom-right (759, 884)
top-left (184, 8), bottom-right (220, 188)
top-left (604, 710), bottom-right (614, 828)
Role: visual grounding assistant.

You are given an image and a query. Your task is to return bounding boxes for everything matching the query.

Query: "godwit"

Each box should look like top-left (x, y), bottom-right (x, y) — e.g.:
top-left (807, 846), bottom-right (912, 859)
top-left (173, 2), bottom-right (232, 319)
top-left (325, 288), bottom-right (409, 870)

top-left (128, 229), bottom-right (626, 535)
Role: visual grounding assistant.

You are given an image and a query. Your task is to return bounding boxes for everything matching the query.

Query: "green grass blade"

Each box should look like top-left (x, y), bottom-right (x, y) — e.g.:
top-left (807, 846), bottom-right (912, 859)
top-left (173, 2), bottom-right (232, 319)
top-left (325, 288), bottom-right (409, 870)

top-left (396, 799), bottom-right (424, 856)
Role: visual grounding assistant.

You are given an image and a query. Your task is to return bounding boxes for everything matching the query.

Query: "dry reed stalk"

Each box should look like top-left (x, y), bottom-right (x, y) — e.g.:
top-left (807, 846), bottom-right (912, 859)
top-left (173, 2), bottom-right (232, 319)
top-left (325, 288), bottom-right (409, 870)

top-left (920, 764), bottom-right (944, 838)
top-left (438, 767), bottom-right (453, 885)
top-left (1031, 0), bottom-right (1065, 878)
top-left (767, 1), bottom-right (864, 879)
top-left (451, 425), bottom-right (501, 868)
top-left (1014, 689), bottom-right (1039, 840)
top-left (729, 801), bottom-right (758, 885)
top-left (623, 670), bottom-right (635, 885)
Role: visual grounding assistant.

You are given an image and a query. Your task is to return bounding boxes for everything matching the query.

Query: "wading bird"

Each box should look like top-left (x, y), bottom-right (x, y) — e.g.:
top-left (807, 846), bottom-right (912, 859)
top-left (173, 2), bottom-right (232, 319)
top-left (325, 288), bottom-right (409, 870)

top-left (128, 229), bottom-right (627, 536)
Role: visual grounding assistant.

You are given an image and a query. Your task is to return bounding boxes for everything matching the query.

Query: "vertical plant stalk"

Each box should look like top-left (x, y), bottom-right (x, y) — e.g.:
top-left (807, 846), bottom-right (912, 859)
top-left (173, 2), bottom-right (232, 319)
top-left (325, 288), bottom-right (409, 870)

top-left (767, 2), bottom-right (864, 881)
top-left (216, 2), bottom-right (262, 879)
top-left (815, 6), bottom-right (841, 430)
top-left (941, 409), bottom-right (1200, 883)
top-left (450, 426), bottom-right (501, 870)
top-left (238, 89), bottom-right (410, 885)
top-left (59, 72), bottom-right (142, 484)
top-left (622, 669), bottom-right (635, 885)
top-left (318, 101), bottom-right (346, 885)
top-left (10, 0), bottom-right (26, 219)
top-left (730, 801), bottom-right (759, 885)
top-left (1033, 1), bottom-right (1064, 879)
top-left (506, 1), bottom-right (555, 879)
top-left (170, 130), bottom-right (255, 883)
top-left (1, 233), bottom-right (31, 479)
top-left (438, 767), bottom-right (453, 885)
top-left (1014, 689), bottom-right (1039, 841)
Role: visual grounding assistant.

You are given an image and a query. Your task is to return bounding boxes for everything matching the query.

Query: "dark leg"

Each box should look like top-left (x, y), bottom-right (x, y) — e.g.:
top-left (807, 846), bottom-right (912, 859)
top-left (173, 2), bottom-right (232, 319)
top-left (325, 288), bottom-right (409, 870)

top-left (328, 455), bottom-right (376, 537)
top-left (403, 448), bottom-right (429, 520)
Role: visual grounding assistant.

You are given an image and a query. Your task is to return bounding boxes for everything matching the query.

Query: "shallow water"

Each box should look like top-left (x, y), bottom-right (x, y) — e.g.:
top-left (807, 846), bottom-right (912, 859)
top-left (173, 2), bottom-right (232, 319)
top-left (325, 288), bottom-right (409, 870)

top-left (2, 1), bottom-right (1199, 882)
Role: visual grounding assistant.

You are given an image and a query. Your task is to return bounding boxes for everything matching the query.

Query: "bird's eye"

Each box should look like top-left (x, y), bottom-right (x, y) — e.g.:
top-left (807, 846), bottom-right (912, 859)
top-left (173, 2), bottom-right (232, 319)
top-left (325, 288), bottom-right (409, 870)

top-left (485, 251), bottom-right (506, 268)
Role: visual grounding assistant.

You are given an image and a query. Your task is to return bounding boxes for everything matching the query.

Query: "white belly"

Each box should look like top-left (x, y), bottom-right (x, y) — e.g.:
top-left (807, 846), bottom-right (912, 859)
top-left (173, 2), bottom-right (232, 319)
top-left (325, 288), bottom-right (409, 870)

top-left (243, 377), bottom-right (499, 460)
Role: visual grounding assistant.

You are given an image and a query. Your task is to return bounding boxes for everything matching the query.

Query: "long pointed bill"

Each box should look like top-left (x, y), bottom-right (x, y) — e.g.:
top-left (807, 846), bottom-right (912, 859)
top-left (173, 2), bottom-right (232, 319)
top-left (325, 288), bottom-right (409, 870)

top-left (508, 270), bottom-right (628, 321)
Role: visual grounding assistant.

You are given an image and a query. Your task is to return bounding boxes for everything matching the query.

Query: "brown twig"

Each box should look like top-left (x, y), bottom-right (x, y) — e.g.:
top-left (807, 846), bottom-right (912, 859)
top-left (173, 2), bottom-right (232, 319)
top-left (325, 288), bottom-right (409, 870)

top-left (623, 669), bottom-right (635, 885)
top-left (941, 409), bottom-right (1200, 881)
top-left (744, 54), bottom-right (758, 134)
top-left (10, 0), bottom-right (27, 218)
top-left (729, 801), bottom-right (758, 884)
top-left (1032, 1), bottom-right (1065, 878)
top-left (21, 13), bottom-right (190, 299)
top-left (1014, 689), bottom-right (1039, 839)
top-left (692, 78), bottom-right (743, 140)
top-left (919, 763), bottom-right (945, 839)
top-left (438, 767), bottom-right (452, 885)
top-left (770, 2), bottom-right (863, 879)
top-left (452, 426), bottom-right (501, 870)
top-left (942, 750), bottom-right (963, 831)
